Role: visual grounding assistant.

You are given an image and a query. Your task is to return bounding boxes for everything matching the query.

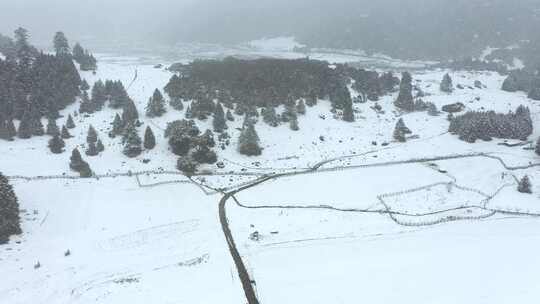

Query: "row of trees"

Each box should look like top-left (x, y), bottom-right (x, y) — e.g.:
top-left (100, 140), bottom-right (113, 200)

top-left (449, 105), bottom-right (533, 143)
top-left (501, 68), bottom-right (540, 100)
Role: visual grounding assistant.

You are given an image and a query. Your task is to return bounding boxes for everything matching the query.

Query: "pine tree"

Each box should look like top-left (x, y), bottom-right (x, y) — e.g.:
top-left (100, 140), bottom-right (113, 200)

top-left (90, 80), bottom-right (107, 111)
top-left (238, 120), bottom-right (262, 156)
top-left (262, 106), bottom-right (279, 127)
top-left (185, 105), bottom-right (193, 119)
top-left (96, 139), bottom-right (105, 153)
top-left (0, 172), bottom-right (21, 244)
top-left (6, 119), bottom-right (17, 139)
top-left (46, 118), bottom-right (60, 136)
top-left (146, 89), bottom-right (167, 117)
top-left (395, 72), bottom-right (415, 111)
top-left (177, 156), bottom-right (198, 176)
top-left (517, 175), bottom-right (532, 194)
top-left (213, 103), bottom-right (227, 132)
top-left (122, 99), bottom-right (139, 125)
top-left (110, 113), bottom-right (124, 137)
top-left (536, 137), bottom-right (540, 156)
top-left (342, 102), bottom-right (355, 122)
top-left (66, 114), bottom-right (76, 129)
top-left (122, 123), bottom-right (142, 158)
top-left (79, 90), bottom-right (94, 114)
top-left (393, 126), bottom-right (406, 142)
top-left (61, 125), bottom-right (72, 139)
top-left (226, 109), bottom-right (235, 121)
top-left (0, 119), bottom-right (11, 141)
top-left (72, 43), bottom-right (84, 61)
top-left (48, 134), bottom-right (65, 154)
top-left (296, 99), bottom-right (306, 115)
top-left (87, 125), bottom-right (98, 144)
top-left (31, 117), bottom-right (44, 136)
top-left (144, 126), bottom-right (156, 150)
top-left (440, 73), bottom-right (454, 93)
top-left (170, 96), bottom-right (184, 111)
top-left (289, 116), bottom-right (299, 131)
top-left (80, 79), bottom-right (90, 91)
top-left (53, 31), bottom-right (70, 56)
top-left (427, 102), bottom-right (439, 116)
top-left (69, 148), bottom-right (83, 171)
top-left (17, 111), bottom-right (32, 139)
top-left (69, 148), bottom-right (92, 177)
top-left (395, 118), bottom-right (412, 134)
top-left (85, 141), bottom-right (99, 156)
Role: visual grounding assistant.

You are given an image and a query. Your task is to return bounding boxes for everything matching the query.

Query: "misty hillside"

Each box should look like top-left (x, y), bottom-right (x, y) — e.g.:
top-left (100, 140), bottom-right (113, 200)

top-left (172, 0), bottom-right (540, 60)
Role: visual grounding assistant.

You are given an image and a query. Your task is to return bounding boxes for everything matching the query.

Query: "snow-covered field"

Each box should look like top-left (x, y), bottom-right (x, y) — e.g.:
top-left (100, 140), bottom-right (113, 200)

top-left (1, 50), bottom-right (540, 304)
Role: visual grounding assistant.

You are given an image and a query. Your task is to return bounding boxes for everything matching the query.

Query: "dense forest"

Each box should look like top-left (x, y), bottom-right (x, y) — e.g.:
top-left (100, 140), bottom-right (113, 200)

top-left (165, 57), bottom-right (397, 123)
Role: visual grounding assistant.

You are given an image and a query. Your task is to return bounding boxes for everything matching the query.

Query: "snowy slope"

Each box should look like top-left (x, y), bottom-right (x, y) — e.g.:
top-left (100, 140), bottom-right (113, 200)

top-left (1, 52), bottom-right (540, 304)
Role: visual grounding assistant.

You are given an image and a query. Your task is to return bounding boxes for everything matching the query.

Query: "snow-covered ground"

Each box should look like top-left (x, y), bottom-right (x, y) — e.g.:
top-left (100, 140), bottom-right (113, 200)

top-left (1, 51), bottom-right (540, 304)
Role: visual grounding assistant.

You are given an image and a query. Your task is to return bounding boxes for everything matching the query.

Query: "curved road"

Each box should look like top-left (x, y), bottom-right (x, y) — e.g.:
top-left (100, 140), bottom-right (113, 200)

top-left (216, 152), bottom-right (540, 304)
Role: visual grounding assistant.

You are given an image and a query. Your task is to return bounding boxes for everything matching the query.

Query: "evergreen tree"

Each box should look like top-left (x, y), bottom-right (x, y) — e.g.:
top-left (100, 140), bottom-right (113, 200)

top-left (96, 139), bottom-right (105, 153)
top-left (6, 119), bottom-right (17, 139)
top-left (86, 125), bottom-right (98, 144)
top-left (395, 72), bottom-right (415, 111)
top-left (342, 102), bottom-right (355, 122)
top-left (536, 137), bottom-right (540, 156)
top-left (122, 123), bottom-right (142, 158)
top-left (66, 114), bottom-right (75, 129)
top-left (17, 111), bottom-right (32, 139)
top-left (30, 117), bottom-right (44, 136)
top-left (80, 79), bottom-right (90, 91)
top-left (213, 103), bottom-right (227, 132)
top-left (170, 96), bottom-right (184, 111)
top-left (144, 126), bottom-right (156, 150)
top-left (177, 156), bottom-right (198, 176)
top-left (146, 89), bottom-right (167, 117)
top-left (296, 99), bottom-right (306, 115)
top-left (53, 31), bottom-right (70, 56)
top-left (192, 145), bottom-right (217, 164)
top-left (90, 80), bottom-right (107, 111)
top-left (79, 91), bottom-right (94, 114)
top-left (85, 141), bottom-right (99, 156)
top-left (69, 148), bottom-right (93, 177)
top-left (238, 120), bottom-right (262, 156)
top-left (226, 109), bottom-right (235, 121)
top-left (393, 126), bottom-right (406, 142)
top-left (48, 134), bottom-right (65, 154)
top-left (0, 172), bottom-right (21, 244)
top-left (282, 97), bottom-right (297, 122)
top-left (110, 113), bottom-right (124, 137)
top-left (289, 116), bottom-right (299, 131)
top-left (395, 118), bottom-right (412, 134)
top-left (72, 43), bottom-right (84, 61)
top-left (185, 105), bottom-right (193, 119)
top-left (440, 73), bottom-right (454, 93)
top-left (427, 102), bottom-right (439, 116)
top-left (61, 125), bottom-right (72, 139)
top-left (0, 119), bottom-right (11, 141)
top-left (122, 99), bottom-right (139, 125)
top-left (262, 106), bottom-right (279, 127)
top-left (517, 175), bottom-right (532, 194)
top-left (46, 118), bottom-right (60, 136)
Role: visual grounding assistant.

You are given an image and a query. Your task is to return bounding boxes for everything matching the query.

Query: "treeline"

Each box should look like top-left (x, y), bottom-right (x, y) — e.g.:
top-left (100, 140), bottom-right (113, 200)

top-left (501, 68), bottom-right (540, 100)
top-left (449, 105), bottom-right (533, 143)
top-left (0, 29), bottom-right (81, 134)
top-left (165, 57), bottom-right (397, 123)
top-left (441, 57), bottom-right (509, 74)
